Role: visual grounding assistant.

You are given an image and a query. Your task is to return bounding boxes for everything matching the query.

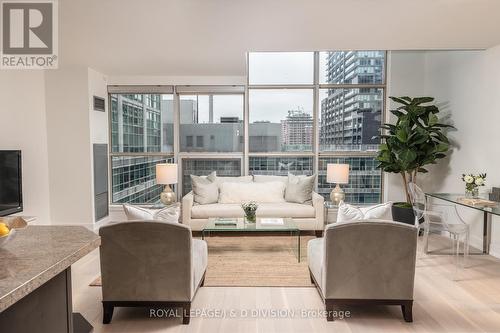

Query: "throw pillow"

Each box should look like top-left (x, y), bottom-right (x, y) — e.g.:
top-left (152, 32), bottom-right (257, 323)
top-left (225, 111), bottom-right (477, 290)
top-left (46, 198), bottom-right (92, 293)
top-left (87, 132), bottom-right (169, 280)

top-left (285, 174), bottom-right (315, 204)
top-left (218, 181), bottom-right (286, 204)
top-left (154, 204), bottom-right (181, 223)
top-left (122, 203), bottom-right (180, 223)
top-left (191, 172), bottom-right (219, 204)
top-left (337, 201), bottom-right (393, 223)
top-left (360, 202), bottom-right (393, 220)
top-left (337, 202), bottom-right (364, 223)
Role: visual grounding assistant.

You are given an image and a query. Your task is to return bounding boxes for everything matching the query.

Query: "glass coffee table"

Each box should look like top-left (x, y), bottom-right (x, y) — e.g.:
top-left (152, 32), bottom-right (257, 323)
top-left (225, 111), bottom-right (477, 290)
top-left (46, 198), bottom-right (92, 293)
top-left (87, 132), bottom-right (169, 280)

top-left (202, 217), bottom-right (301, 262)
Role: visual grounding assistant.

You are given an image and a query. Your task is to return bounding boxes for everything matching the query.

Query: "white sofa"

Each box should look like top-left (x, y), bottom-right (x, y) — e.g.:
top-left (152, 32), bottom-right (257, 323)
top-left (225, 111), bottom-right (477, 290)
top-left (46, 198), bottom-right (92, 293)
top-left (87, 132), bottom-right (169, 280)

top-left (182, 175), bottom-right (324, 232)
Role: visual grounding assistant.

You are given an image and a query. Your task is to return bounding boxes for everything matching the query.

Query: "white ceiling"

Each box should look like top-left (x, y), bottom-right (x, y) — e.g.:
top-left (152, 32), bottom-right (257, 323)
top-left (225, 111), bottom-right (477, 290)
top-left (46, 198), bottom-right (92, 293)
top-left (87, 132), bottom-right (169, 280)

top-left (59, 0), bottom-right (500, 76)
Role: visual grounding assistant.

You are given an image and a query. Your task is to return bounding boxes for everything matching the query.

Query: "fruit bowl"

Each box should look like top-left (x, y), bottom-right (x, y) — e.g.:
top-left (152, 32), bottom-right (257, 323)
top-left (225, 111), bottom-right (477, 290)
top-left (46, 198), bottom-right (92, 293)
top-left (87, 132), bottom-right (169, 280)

top-left (0, 229), bottom-right (17, 248)
top-left (0, 217), bottom-right (28, 248)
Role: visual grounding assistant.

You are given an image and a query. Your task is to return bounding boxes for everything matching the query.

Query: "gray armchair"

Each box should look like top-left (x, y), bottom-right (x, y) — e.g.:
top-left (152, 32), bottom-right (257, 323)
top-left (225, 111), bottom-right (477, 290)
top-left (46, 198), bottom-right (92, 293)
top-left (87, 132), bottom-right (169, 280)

top-left (308, 220), bottom-right (418, 322)
top-left (99, 221), bottom-right (207, 325)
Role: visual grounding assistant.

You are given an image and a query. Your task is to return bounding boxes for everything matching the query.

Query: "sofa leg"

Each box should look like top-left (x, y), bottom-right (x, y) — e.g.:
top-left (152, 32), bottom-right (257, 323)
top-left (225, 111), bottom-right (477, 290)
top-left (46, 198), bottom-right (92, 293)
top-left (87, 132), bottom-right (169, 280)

top-left (325, 300), bottom-right (336, 322)
top-left (315, 230), bottom-right (323, 238)
top-left (102, 302), bottom-right (114, 324)
top-left (401, 301), bottom-right (413, 322)
top-left (182, 303), bottom-right (191, 325)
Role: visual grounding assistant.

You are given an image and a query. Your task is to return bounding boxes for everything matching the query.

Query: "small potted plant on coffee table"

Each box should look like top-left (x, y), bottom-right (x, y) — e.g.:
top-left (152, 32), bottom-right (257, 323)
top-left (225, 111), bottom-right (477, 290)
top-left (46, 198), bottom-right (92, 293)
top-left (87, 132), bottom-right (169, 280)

top-left (242, 202), bottom-right (258, 223)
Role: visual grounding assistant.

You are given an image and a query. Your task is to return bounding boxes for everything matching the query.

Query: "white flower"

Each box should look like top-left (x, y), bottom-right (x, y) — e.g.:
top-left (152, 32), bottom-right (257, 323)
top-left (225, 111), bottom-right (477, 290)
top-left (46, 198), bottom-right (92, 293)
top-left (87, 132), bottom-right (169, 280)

top-left (464, 175), bottom-right (474, 184)
top-left (475, 177), bottom-right (485, 186)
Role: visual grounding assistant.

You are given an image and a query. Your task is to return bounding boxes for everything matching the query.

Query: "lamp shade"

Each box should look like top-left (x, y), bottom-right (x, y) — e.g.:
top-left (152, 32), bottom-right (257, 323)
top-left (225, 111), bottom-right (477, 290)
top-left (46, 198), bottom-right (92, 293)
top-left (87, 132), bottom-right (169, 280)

top-left (326, 164), bottom-right (349, 184)
top-left (156, 163), bottom-right (178, 184)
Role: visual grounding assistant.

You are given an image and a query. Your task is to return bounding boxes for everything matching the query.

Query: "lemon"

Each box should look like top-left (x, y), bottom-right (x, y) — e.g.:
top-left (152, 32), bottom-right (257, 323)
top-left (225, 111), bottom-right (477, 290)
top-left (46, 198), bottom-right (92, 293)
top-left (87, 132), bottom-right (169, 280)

top-left (0, 223), bottom-right (10, 237)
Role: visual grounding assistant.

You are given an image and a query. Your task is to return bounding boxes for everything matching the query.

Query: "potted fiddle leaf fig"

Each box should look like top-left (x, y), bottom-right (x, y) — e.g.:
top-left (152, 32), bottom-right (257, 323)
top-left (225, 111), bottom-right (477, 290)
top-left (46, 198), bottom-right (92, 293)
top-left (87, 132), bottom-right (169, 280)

top-left (376, 96), bottom-right (454, 225)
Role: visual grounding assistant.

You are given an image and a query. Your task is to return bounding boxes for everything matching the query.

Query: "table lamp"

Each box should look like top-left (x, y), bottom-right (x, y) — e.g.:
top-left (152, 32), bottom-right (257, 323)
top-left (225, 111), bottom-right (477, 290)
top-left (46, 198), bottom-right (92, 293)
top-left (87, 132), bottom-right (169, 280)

top-left (156, 163), bottom-right (178, 205)
top-left (327, 163), bottom-right (349, 205)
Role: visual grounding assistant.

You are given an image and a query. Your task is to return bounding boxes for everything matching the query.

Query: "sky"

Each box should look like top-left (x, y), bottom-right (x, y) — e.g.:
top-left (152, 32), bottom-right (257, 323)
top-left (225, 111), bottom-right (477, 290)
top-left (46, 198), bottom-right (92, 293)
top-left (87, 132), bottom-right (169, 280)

top-left (162, 52), bottom-right (335, 123)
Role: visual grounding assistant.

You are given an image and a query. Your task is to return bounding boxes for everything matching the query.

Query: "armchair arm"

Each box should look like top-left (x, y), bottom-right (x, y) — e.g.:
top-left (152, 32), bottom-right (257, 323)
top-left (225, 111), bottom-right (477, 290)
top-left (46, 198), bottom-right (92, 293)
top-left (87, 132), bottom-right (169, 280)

top-left (182, 191), bottom-right (194, 226)
top-left (312, 191), bottom-right (325, 230)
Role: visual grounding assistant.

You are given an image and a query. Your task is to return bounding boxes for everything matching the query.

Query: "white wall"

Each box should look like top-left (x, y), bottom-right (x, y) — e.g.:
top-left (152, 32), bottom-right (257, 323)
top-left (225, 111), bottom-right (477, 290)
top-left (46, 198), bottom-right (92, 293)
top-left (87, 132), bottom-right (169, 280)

top-left (0, 71), bottom-right (51, 224)
top-left (88, 68), bottom-right (109, 145)
top-left (388, 48), bottom-right (500, 256)
top-left (385, 51), bottom-right (426, 203)
top-left (45, 66), bottom-right (94, 225)
top-left (422, 49), bottom-right (500, 255)
top-left (88, 68), bottom-right (109, 223)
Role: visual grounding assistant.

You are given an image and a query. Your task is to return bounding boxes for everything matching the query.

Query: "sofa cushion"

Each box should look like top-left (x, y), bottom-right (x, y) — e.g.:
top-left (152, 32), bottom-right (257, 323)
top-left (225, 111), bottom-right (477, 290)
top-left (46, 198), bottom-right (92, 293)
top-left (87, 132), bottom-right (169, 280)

top-left (191, 172), bottom-right (219, 204)
top-left (191, 203), bottom-right (244, 219)
top-left (191, 202), bottom-right (315, 219)
top-left (285, 174), bottom-right (315, 204)
top-left (256, 202), bottom-right (315, 218)
top-left (218, 181), bottom-right (286, 204)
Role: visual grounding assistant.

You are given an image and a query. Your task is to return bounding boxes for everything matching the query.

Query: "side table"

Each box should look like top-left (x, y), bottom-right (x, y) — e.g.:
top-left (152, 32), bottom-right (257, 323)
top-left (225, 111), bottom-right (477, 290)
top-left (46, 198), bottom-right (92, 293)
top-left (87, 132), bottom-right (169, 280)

top-left (324, 201), bottom-right (339, 225)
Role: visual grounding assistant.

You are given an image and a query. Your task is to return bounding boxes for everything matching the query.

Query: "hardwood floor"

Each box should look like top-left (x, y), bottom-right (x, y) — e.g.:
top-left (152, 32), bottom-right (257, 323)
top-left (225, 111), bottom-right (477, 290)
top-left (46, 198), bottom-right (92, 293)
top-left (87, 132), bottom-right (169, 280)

top-left (71, 237), bottom-right (500, 333)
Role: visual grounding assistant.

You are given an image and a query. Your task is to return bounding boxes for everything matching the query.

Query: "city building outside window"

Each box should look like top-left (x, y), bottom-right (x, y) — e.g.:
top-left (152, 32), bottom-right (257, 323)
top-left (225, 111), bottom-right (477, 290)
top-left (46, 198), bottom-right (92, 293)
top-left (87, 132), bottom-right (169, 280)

top-left (179, 94), bottom-right (244, 153)
top-left (109, 92), bottom-right (174, 204)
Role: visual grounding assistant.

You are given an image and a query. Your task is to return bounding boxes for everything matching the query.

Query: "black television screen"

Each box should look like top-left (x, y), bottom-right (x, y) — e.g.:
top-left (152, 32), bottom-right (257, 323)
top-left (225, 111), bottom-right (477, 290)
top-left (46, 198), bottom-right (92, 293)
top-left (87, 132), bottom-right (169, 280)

top-left (0, 150), bottom-right (23, 217)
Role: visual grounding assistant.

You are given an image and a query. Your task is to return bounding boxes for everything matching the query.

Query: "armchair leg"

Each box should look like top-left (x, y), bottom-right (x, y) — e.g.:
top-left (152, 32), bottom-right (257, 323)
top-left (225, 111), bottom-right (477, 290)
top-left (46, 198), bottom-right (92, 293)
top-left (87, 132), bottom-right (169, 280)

top-left (102, 302), bottom-right (114, 324)
top-left (401, 301), bottom-right (413, 322)
top-left (309, 272), bottom-right (315, 284)
top-left (315, 230), bottom-right (323, 238)
top-left (182, 303), bottom-right (191, 325)
top-left (325, 300), bottom-right (336, 321)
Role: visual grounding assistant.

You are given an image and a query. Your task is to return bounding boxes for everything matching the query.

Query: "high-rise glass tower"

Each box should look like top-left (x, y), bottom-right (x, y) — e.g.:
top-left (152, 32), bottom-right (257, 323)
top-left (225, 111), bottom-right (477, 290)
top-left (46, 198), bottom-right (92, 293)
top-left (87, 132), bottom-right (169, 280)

top-left (110, 94), bottom-right (170, 203)
top-left (318, 51), bottom-right (385, 204)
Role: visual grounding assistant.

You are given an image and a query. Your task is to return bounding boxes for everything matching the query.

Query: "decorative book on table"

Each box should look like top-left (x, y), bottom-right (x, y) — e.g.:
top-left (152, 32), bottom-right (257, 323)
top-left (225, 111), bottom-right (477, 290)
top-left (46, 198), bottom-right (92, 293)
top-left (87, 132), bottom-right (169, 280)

top-left (260, 218), bottom-right (284, 225)
top-left (458, 197), bottom-right (498, 207)
top-left (214, 218), bottom-right (238, 226)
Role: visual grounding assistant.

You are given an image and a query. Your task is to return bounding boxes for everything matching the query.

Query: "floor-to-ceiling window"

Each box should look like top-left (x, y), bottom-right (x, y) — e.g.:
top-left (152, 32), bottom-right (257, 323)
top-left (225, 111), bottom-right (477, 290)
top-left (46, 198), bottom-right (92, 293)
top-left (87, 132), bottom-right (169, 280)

top-left (177, 86), bottom-right (245, 195)
top-left (109, 87), bottom-right (174, 204)
top-left (317, 51), bottom-right (385, 203)
top-left (248, 51), bottom-right (385, 204)
top-left (108, 51), bottom-right (385, 205)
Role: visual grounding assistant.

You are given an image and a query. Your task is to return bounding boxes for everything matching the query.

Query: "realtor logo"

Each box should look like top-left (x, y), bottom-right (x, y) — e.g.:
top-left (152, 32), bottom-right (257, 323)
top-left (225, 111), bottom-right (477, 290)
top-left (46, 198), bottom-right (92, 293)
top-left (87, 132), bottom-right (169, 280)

top-left (1, 0), bottom-right (58, 69)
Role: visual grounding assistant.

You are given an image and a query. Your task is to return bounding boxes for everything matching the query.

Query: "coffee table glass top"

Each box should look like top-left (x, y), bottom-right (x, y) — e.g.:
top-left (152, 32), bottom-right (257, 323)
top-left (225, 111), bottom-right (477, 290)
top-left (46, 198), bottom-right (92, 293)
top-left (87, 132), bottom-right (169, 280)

top-left (204, 217), bottom-right (298, 232)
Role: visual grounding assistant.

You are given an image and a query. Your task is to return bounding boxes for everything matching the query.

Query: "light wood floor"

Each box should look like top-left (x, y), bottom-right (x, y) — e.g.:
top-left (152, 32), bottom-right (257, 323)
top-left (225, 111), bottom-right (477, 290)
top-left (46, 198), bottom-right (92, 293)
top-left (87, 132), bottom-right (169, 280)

top-left (71, 236), bottom-right (500, 333)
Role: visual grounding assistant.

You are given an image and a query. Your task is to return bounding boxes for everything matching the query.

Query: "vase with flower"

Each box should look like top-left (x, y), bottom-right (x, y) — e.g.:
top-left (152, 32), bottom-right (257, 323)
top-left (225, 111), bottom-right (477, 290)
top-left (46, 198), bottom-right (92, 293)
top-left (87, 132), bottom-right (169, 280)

top-left (462, 173), bottom-right (486, 198)
top-left (241, 201), bottom-right (258, 223)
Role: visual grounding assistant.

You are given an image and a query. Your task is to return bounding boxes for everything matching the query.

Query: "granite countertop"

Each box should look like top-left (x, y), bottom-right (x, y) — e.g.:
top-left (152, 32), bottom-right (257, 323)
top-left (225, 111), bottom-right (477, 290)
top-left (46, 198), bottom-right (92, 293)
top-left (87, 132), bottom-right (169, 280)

top-left (0, 225), bottom-right (101, 312)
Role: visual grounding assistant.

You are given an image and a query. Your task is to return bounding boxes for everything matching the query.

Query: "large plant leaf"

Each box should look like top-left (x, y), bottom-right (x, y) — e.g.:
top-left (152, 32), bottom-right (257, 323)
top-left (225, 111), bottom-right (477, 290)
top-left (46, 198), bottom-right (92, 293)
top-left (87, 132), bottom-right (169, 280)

top-left (390, 96), bottom-right (411, 105)
top-left (399, 149), bottom-right (417, 164)
top-left (391, 110), bottom-right (405, 118)
top-left (379, 96), bottom-right (454, 179)
top-left (412, 97), bottom-right (435, 105)
top-left (428, 113), bottom-right (439, 126)
top-left (396, 128), bottom-right (409, 142)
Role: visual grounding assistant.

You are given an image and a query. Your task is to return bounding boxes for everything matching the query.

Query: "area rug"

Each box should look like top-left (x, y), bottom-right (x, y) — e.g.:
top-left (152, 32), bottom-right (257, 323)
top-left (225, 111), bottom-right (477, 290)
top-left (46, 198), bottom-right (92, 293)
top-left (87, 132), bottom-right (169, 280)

top-left (90, 235), bottom-right (315, 287)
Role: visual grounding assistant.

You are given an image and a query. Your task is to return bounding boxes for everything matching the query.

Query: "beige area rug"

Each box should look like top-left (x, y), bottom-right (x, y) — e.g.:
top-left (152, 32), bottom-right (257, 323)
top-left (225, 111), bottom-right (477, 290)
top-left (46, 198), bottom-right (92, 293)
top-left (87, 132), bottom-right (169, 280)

top-left (90, 235), bottom-right (315, 287)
